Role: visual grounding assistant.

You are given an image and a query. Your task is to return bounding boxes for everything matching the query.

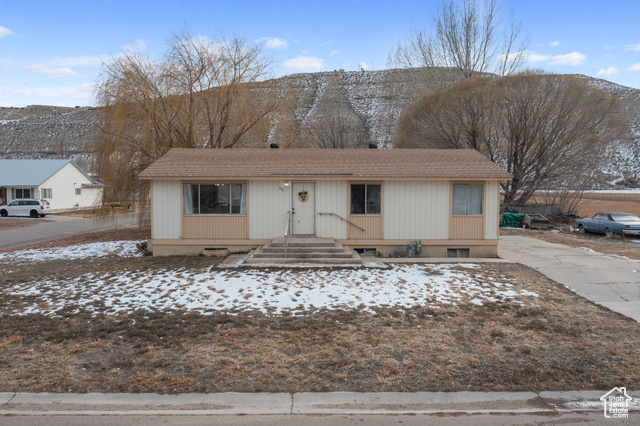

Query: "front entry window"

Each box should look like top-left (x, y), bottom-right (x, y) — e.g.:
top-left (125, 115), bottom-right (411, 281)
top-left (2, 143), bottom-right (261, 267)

top-left (184, 183), bottom-right (247, 215)
top-left (350, 184), bottom-right (381, 215)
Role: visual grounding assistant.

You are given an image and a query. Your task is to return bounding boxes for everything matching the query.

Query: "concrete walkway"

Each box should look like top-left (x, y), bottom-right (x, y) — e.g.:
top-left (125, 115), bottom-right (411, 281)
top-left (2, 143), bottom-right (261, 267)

top-left (499, 235), bottom-right (640, 322)
top-left (0, 212), bottom-right (143, 250)
top-left (0, 391), bottom-right (637, 416)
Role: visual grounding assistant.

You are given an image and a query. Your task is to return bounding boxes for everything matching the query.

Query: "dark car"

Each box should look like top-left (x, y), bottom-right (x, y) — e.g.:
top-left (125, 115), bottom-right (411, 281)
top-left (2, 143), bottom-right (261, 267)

top-left (575, 212), bottom-right (640, 238)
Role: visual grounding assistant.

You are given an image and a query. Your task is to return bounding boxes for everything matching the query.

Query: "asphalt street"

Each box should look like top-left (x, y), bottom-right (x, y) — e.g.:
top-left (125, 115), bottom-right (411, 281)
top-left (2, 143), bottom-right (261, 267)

top-left (0, 212), bottom-right (143, 250)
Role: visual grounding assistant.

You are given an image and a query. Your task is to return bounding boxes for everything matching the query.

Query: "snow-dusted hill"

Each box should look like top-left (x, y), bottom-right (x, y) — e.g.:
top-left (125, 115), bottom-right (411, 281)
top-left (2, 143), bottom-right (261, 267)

top-left (0, 68), bottom-right (638, 184)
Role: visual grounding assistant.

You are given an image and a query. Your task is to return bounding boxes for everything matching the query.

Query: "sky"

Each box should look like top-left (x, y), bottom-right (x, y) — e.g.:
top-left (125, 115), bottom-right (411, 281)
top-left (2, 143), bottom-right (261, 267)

top-left (1, 0), bottom-right (639, 107)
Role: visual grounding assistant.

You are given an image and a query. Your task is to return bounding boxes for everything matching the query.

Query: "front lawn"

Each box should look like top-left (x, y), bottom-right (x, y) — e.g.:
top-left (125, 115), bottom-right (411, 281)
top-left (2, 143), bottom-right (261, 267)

top-left (0, 228), bottom-right (639, 393)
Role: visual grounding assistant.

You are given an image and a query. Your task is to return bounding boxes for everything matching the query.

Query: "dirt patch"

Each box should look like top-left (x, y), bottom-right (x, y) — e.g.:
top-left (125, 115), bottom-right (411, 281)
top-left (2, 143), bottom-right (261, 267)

top-left (0, 218), bottom-right (49, 231)
top-left (1, 249), bottom-right (639, 392)
top-left (501, 227), bottom-right (640, 261)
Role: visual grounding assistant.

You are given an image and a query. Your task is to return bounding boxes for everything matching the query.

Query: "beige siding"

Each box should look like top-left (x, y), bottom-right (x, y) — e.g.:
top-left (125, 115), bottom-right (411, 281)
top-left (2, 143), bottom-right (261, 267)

top-left (152, 180), bottom-right (181, 239)
top-left (183, 215), bottom-right (248, 239)
top-left (347, 215), bottom-right (384, 239)
top-left (450, 216), bottom-right (484, 239)
top-left (384, 180), bottom-right (449, 239)
top-left (39, 162), bottom-right (102, 211)
top-left (484, 180), bottom-right (499, 239)
top-left (316, 180), bottom-right (347, 239)
top-left (249, 180), bottom-right (290, 239)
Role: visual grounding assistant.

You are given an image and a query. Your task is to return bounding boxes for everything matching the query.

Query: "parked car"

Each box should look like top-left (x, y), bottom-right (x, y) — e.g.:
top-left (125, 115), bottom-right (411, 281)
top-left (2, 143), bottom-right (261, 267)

top-left (0, 199), bottom-right (51, 218)
top-left (575, 212), bottom-right (640, 238)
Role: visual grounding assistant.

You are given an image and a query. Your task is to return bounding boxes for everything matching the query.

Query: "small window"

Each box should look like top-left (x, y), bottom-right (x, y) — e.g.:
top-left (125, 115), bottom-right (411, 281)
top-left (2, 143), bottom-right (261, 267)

top-left (453, 184), bottom-right (483, 215)
top-left (350, 184), bottom-right (381, 215)
top-left (75, 188), bottom-right (82, 196)
top-left (447, 248), bottom-right (470, 258)
top-left (42, 188), bottom-right (52, 199)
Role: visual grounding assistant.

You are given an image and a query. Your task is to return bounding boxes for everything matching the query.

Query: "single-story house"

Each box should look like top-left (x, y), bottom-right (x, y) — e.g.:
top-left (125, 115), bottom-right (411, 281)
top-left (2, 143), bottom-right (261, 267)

top-left (139, 148), bottom-right (512, 257)
top-left (0, 159), bottom-right (103, 211)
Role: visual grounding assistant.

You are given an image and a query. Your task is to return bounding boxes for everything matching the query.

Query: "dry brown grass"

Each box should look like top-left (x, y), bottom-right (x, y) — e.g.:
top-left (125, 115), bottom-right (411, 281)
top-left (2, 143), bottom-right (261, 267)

top-left (1, 262), bottom-right (639, 393)
top-left (1, 226), bottom-right (640, 393)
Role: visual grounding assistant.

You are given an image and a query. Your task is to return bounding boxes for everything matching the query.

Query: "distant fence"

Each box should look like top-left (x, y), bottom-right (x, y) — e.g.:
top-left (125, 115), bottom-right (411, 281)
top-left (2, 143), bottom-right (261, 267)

top-left (580, 192), bottom-right (640, 202)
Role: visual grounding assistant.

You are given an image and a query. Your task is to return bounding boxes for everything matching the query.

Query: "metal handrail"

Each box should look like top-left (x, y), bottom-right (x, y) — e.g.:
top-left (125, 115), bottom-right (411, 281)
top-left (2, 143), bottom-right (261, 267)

top-left (284, 210), bottom-right (291, 259)
top-left (317, 212), bottom-right (366, 232)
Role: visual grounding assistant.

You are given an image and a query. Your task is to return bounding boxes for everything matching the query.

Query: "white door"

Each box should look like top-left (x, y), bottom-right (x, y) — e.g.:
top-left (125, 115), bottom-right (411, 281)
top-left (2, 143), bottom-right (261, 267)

top-left (292, 182), bottom-right (315, 235)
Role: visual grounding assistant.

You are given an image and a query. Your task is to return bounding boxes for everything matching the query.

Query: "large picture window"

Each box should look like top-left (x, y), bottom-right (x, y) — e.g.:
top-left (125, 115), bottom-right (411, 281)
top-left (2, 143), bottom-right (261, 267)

top-left (350, 183), bottom-right (381, 215)
top-left (452, 184), bottom-right (483, 215)
top-left (13, 188), bottom-right (31, 199)
top-left (184, 183), bottom-right (247, 215)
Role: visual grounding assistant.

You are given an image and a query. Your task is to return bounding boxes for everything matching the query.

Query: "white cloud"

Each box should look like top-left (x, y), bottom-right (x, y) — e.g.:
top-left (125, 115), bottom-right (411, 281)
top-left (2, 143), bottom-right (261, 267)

top-left (549, 51), bottom-right (586, 66)
top-left (0, 26), bottom-right (13, 38)
top-left (22, 63), bottom-right (77, 78)
top-left (499, 50), bottom-right (527, 62)
top-left (626, 44), bottom-right (640, 51)
top-left (597, 67), bottom-right (618, 75)
top-left (283, 56), bottom-right (324, 72)
top-left (120, 39), bottom-right (147, 53)
top-left (520, 50), bottom-right (586, 67)
top-left (50, 55), bottom-right (102, 67)
top-left (629, 63), bottom-right (640, 71)
top-left (526, 52), bottom-right (552, 62)
top-left (330, 50), bottom-right (339, 55)
top-left (359, 61), bottom-right (368, 70)
top-left (4, 83), bottom-right (94, 100)
top-left (550, 41), bottom-right (561, 47)
top-left (258, 37), bottom-right (288, 49)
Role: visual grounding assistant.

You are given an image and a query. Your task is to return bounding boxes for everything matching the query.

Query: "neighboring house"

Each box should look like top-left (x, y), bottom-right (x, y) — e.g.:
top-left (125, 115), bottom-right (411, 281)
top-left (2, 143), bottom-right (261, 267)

top-left (0, 159), bottom-right (102, 211)
top-left (139, 148), bottom-right (512, 257)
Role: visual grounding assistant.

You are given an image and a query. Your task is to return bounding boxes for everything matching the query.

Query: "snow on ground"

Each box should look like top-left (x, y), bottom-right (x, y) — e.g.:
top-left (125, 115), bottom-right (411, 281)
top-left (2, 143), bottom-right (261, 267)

top-left (4, 264), bottom-right (538, 317)
top-left (0, 241), bottom-right (143, 264)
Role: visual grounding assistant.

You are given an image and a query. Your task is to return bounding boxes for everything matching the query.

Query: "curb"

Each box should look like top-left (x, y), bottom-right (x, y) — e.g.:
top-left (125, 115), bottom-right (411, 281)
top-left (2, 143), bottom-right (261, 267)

top-left (1, 391), bottom-right (638, 416)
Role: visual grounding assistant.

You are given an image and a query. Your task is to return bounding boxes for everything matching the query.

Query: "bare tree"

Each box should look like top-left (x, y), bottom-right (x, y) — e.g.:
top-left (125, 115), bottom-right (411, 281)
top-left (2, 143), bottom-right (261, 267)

top-left (387, 0), bottom-right (529, 78)
top-left (95, 32), bottom-right (280, 204)
top-left (395, 73), bottom-right (624, 207)
top-left (310, 115), bottom-right (370, 149)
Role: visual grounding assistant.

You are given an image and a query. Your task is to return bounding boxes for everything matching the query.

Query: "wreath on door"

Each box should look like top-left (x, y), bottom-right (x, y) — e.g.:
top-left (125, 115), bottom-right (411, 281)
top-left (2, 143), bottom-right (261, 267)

top-left (298, 191), bottom-right (309, 203)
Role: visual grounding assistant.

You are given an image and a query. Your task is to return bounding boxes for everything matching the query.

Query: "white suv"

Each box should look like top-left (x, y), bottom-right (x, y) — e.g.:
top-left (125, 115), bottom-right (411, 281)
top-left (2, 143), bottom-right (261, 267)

top-left (0, 199), bottom-right (52, 218)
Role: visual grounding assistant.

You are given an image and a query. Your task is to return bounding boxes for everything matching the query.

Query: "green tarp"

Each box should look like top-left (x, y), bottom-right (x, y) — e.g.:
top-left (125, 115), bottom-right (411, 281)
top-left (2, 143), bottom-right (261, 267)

top-left (500, 212), bottom-right (524, 228)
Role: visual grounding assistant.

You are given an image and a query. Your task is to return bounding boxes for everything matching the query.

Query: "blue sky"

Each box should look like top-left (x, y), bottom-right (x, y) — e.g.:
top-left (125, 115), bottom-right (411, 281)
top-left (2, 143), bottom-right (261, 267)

top-left (1, 0), bottom-right (639, 107)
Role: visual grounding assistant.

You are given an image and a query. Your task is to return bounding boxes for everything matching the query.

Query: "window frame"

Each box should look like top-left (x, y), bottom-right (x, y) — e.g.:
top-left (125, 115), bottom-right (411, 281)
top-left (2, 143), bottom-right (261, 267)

top-left (350, 183), bottom-right (382, 216)
top-left (75, 188), bottom-right (82, 196)
top-left (42, 188), bottom-right (53, 199)
top-left (452, 183), bottom-right (484, 216)
top-left (183, 183), bottom-right (247, 216)
top-left (13, 188), bottom-right (31, 199)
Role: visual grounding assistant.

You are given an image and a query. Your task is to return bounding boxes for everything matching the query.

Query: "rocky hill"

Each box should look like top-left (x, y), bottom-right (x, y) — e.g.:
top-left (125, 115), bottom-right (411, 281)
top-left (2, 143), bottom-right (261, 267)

top-left (1, 67), bottom-right (638, 185)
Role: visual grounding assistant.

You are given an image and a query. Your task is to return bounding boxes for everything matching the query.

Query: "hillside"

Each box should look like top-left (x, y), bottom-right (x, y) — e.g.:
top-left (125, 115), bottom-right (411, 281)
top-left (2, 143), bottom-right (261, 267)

top-left (1, 68), bottom-right (638, 185)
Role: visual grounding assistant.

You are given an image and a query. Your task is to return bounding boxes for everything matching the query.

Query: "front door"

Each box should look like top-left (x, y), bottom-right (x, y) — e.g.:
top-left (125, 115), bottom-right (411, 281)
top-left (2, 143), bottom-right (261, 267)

top-left (292, 182), bottom-right (315, 235)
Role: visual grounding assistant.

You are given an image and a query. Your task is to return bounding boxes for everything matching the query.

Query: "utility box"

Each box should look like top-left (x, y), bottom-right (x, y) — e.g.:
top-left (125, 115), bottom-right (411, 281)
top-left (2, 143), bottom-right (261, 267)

top-left (524, 214), bottom-right (549, 229)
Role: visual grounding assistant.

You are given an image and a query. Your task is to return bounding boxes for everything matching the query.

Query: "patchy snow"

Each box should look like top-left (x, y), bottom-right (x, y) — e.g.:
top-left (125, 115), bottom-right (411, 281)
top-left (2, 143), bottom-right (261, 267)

top-left (0, 240), bottom-right (143, 264)
top-left (3, 264), bottom-right (538, 317)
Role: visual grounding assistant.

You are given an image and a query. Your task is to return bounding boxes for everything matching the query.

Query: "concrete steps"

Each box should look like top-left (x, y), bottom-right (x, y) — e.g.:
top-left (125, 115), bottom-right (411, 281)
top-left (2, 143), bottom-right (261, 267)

top-left (244, 237), bottom-right (362, 266)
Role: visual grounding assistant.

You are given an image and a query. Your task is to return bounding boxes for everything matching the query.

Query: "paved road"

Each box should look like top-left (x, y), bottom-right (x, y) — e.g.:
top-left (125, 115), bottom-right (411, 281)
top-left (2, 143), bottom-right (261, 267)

top-left (0, 391), bottom-right (636, 424)
top-left (0, 412), bottom-right (630, 425)
top-left (499, 235), bottom-right (640, 322)
top-left (0, 212), bottom-right (143, 250)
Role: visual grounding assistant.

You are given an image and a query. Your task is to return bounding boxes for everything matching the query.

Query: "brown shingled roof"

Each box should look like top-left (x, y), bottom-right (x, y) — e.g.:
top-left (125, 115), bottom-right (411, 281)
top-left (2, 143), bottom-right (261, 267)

top-left (138, 148), bottom-right (512, 180)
